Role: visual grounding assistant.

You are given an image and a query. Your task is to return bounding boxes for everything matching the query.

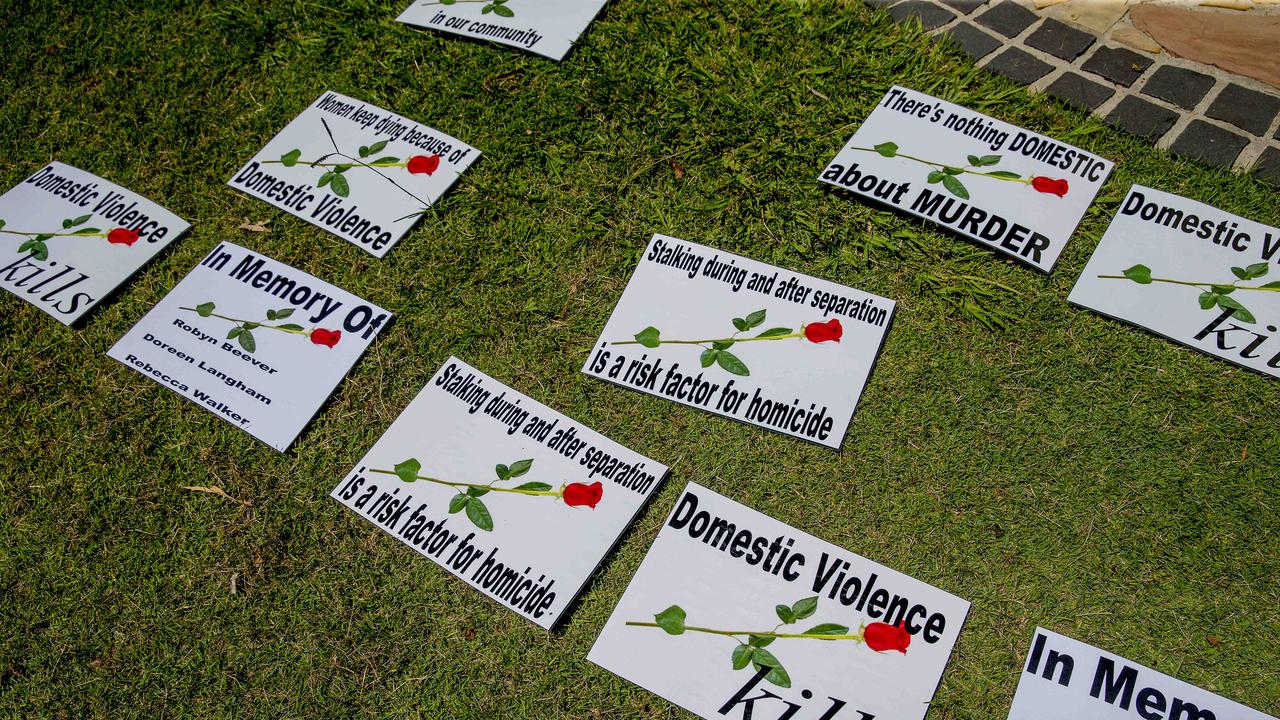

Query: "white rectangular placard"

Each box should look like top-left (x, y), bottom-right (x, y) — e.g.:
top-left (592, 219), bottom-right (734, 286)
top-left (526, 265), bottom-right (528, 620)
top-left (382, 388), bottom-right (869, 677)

top-left (331, 357), bottom-right (668, 629)
top-left (582, 234), bottom-right (894, 449)
top-left (107, 242), bottom-right (389, 451)
top-left (820, 86), bottom-right (1113, 272)
top-left (1008, 628), bottom-right (1276, 720)
top-left (396, 0), bottom-right (610, 61)
top-left (228, 90), bottom-right (478, 258)
top-left (0, 161), bottom-right (188, 324)
top-left (1069, 185), bottom-right (1280, 378)
top-left (589, 483), bottom-right (970, 720)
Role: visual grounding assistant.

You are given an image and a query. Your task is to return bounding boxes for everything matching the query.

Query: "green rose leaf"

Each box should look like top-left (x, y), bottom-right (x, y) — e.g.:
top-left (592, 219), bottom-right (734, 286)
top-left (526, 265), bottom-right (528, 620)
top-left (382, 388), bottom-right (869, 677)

top-left (440, 0), bottom-right (455, 4)
top-left (654, 605), bottom-right (686, 635)
top-left (448, 493), bottom-right (469, 514)
top-left (756, 327), bottom-right (792, 338)
top-left (242, 321), bottom-right (260, 330)
top-left (1262, 281), bottom-right (1280, 289)
top-left (873, 141), bottom-right (898, 158)
top-left (1122, 264), bottom-right (1153, 284)
top-left (318, 171), bottom-right (333, 188)
top-left (466, 486), bottom-right (490, 497)
top-left (744, 309), bottom-right (766, 329)
top-left (1198, 292), bottom-right (1219, 310)
top-left (482, 3), bottom-right (495, 12)
top-left (196, 302), bottom-right (215, 317)
top-left (492, 4), bottom-right (514, 16)
top-left (942, 166), bottom-right (964, 176)
top-left (34, 233), bottom-right (52, 243)
top-left (1216, 294), bottom-right (1256, 323)
top-left (712, 339), bottom-right (735, 350)
top-left (700, 348), bottom-right (718, 368)
top-left (278, 323), bottom-right (304, 331)
top-left (987, 170), bottom-right (1021, 179)
top-left (18, 238), bottom-right (33, 253)
top-left (394, 458), bottom-right (422, 483)
top-left (372, 156), bottom-right (400, 165)
top-left (514, 481), bottom-right (552, 492)
top-left (979, 155), bottom-right (1001, 166)
top-left (495, 464), bottom-right (510, 480)
top-left (775, 604), bottom-right (795, 624)
top-left (941, 175), bottom-right (969, 200)
top-left (281, 149), bottom-right (301, 167)
top-left (266, 309), bottom-right (277, 320)
top-left (926, 170), bottom-right (945, 184)
top-left (731, 317), bottom-right (749, 332)
top-left (64, 214), bottom-right (91, 228)
top-left (465, 496), bottom-right (494, 531)
top-left (634, 326), bottom-right (661, 348)
top-left (330, 174), bottom-right (350, 197)
top-left (73, 227), bottom-right (101, 235)
top-left (334, 163), bottom-right (353, 173)
top-left (1244, 261), bottom-right (1270, 279)
top-left (227, 327), bottom-right (242, 340)
top-left (1211, 285), bottom-right (1235, 295)
top-left (748, 635), bottom-right (776, 647)
top-left (507, 458), bottom-right (533, 478)
top-left (791, 596), bottom-right (818, 621)
top-left (751, 648), bottom-right (791, 688)
top-left (0, 219), bottom-right (6, 229)
top-left (731, 644), bottom-right (753, 671)
top-left (716, 350), bottom-right (750, 376)
top-left (804, 623), bottom-right (850, 636)
top-left (238, 330), bottom-right (256, 353)
top-left (274, 308), bottom-right (294, 319)
top-left (967, 154), bottom-right (981, 167)
top-left (29, 241), bottom-right (48, 261)
top-left (358, 145), bottom-right (370, 159)
top-left (368, 139), bottom-right (389, 155)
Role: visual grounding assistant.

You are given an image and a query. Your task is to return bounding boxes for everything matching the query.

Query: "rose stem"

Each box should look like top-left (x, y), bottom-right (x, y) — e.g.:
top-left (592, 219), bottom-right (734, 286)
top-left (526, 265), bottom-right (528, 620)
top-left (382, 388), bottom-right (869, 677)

top-left (613, 332), bottom-right (805, 347)
top-left (624, 621), bottom-right (865, 642)
top-left (847, 146), bottom-right (1033, 184)
top-left (260, 160), bottom-right (407, 169)
top-left (177, 307), bottom-right (309, 335)
top-left (0, 228), bottom-right (107, 238)
top-left (366, 468), bottom-right (562, 497)
top-left (1097, 275), bottom-right (1280, 292)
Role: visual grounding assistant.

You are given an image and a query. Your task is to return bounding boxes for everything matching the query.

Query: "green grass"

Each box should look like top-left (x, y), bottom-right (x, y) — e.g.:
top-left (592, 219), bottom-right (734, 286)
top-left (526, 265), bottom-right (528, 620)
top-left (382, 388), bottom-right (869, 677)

top-left (1, 1), bottom-right (1278, 717)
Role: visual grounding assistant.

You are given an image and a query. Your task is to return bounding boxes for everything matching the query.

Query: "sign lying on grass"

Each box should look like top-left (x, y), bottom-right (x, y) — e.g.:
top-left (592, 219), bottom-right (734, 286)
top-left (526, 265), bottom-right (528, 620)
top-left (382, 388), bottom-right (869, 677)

top-left (107, 242), bottom-right (388, 451)
top-left (0, 162), bottom-right (188, 325)
top-left (1009, 628), bottom-right (1277, 720)
top-left (331, 357), bottom-right (668, 629)
top-left (582, 234), bottom-right (894, 449)
top-left (589, 483), bottom-right (970, 720)
top-left (819, 85), bottom-right (1113, 272)
top-left (396, 0), bottom-right (609, 61)
top-left (1070, 186), bottom-right (1280, 379)
top-left (228, 90), bottom-right (478, 258)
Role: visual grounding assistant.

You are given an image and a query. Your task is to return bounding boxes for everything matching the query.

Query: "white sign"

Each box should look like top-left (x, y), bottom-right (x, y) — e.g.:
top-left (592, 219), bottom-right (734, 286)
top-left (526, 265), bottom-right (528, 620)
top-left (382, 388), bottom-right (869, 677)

top-left (590, 483), bottom-right (970, 720)
top-left (582, 234), bottom-right (894, 449)
top-left (1009, 628), bottom-right (1276, 720)
top-left (228, 90), bottom-right (478, 258)
top-left (1070, 185), bottom-right (1280, 378)
top-left (396, 0), bottom-right (609, 61)
top-left (107, 242), bottom-right (389, 451)
top-left (0, 162), bottom-right (188, 324)
top-left (820, 86), bottom-right (1113, 272)
top-left (331, 357), bottom-right (668, 629)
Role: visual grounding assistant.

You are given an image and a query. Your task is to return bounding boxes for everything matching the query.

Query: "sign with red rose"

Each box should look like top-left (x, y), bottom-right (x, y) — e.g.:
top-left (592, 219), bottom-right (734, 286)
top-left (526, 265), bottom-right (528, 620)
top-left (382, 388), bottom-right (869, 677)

top-left (0, 161), bottom-right (188, 325)
top-left (331, 357), bottom-right (668, 629)
top-left (396, 0), bottom-right (610, 61)
top-left (589, 483), bottom-right (970, 720)
top-left (819, 86), bottom-right (1113, 273)
top-left (1008, 628), bottom-right (1276, 720)
top-left (228, 90), bottom-right (479, 258)
top-left (107, 242), bottom-right (389, 451)
top-left (582, 234), bottom-right (895, 449)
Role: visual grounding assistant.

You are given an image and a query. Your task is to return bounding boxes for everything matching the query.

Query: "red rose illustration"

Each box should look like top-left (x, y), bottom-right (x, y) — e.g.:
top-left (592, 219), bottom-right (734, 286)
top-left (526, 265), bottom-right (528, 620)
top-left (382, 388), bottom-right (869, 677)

top-left (107, 228), bottom-right (140, 246)
top-left (309, 328), bottom-right (341, 347)
top-left (864, 621), bottom-right (910, 653)
top-left (406, 154), bottom-right (441, 176)
top-left (804, 319), bottom-right (842, 343)
top-left (563, 481), bottom-right (603, 508)
top-left (1031, 176), bottom-right (1069, 197)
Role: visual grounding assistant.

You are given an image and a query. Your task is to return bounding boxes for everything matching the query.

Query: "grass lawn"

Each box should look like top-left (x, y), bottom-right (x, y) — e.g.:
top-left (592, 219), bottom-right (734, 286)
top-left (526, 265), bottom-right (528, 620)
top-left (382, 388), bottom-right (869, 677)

top-left (1, 0), bottom-right (1277, 717)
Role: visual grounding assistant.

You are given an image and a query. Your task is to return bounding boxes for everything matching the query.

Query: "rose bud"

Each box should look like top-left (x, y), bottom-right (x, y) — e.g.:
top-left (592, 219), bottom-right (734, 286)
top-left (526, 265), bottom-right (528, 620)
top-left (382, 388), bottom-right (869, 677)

top-left (1031, 176), bottom-right (1069, 197)
top-left (107, 228), bottom-right (140, 246)
top-left (562, 481), bottom-right (603, 509)
top-left (309, 328), bottom-right (341, 347)
top-left (863, 621), bottom-right (911, 653)
top-left (406, 154), bottom-right (441, 176)
top-left (804, 318), bottom-right (842, 343)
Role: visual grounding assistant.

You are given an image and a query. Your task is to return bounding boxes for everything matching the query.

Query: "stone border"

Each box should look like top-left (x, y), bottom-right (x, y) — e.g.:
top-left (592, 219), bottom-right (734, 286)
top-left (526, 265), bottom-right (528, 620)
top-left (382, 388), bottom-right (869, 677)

top-left (870, 0), bottom-right (1280, 188)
